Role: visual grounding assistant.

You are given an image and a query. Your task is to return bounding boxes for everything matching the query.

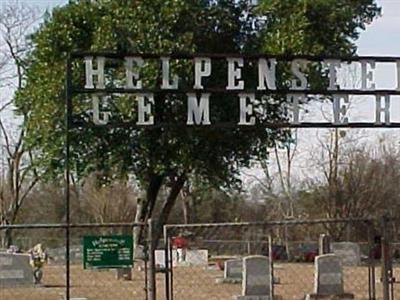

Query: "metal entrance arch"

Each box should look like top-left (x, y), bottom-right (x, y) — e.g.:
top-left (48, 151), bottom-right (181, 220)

top-left (66, 53), bottom-right (400, 300)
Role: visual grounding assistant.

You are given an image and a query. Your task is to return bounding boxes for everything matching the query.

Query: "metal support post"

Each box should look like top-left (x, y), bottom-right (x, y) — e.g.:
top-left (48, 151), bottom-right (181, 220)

top-left (164, 226), bottom-right (170, 300)
top-left (367, 222), bottom-right (376, 300)
top-left (381, 215), bottom-right (392, 300)
top-left (147, 219), bottom-right (156, 300)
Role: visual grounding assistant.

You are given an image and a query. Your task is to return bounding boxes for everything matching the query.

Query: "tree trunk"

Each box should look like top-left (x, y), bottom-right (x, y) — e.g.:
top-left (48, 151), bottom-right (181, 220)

top-left (143, 175), bottom-right (164, 221)
top-left (284, 224), bottom-right (291, 261)
top-left (135, 174), bottom-right (164, 245)
top-left (133, 197), bottom-right (143, 256)
top-left (3, 207), bottom-right (20, 248)
top-left (4, 228), bottom-right (12, 248)
top-left (152, 174), bottom-right (187, 248)
top-left (140, 174), bottom-right (164, 223)
top-left (191, 196), bottom-right (197, 223)
top-left (181, 190), bottom-right (190, 224)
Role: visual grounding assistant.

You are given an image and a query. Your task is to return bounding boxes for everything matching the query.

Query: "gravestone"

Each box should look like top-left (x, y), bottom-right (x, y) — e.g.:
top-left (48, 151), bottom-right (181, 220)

top-left (48, 245), bottom-right (83, 264)
top-left (184, 249), bottom-right (208, 266)
top-left (314, 254), bottom-right (344, 294)
top-left (305, 254), bottom-right (354, 299)
top-left (234, 255), bottom-right (275, 300)
top-left (331, 242), bottom-right (361, 266)
top-left (155, 249), bottom-right (208, 267)
top-left (47, 247), bottom-right (64, 264)
top-left (225, 259), bottom-right (242, 280)
top-left (0, 253), bottom-right (34, 286)
top-left (217, 258), bottom-right (280, 285)
top-left (155, 249), bottom-right (178, 268)
top-left (155, 249), bottom-right (166, 268)
top-left (216, 258), bottom-right (242, 284)
top-left (134, 245), bottom-right (146, 260)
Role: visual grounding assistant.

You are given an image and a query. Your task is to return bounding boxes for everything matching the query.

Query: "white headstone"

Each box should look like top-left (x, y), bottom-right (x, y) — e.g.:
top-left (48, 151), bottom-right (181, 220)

top-left (185, 249), bottom-right (208, 266)
top-left (234, 255), bottom-right (273, 299)
top-left (155, 249), bottom-right (208, 267)
top-left (155, 250), bottom-right (167, 268)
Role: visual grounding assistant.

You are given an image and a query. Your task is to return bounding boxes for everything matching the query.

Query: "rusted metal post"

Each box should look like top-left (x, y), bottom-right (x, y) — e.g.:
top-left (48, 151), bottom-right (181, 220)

top-left (381, 215), bottom-right (391, 300)
top-left (268, 234), bottom-right (274, 300)
top-left (367, 222), bottom-right (376, 300)
top-left (164, 225), bottom-right (170, 300)
top-left (147, 219), bottom-right (156, 300)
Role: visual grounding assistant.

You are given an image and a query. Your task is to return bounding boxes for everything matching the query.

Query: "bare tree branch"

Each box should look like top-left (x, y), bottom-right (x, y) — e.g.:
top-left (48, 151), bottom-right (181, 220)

top-left (0, 99), bottom-right (13, 112)
top-left (0, 1), bottom-right (40, 247)
top-left (0, 118), bottom-right (12, 157)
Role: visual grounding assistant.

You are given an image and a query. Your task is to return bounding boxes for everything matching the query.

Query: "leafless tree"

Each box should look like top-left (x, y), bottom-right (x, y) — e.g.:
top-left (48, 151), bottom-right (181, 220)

top-left (79, 176), bottom-right (139, 224)
top-left (304, 134), bottom-right (400, 240)
top-left (0, 1), bottom-right (40, 247)
top-left (243, 129), bottom-right (300, 259)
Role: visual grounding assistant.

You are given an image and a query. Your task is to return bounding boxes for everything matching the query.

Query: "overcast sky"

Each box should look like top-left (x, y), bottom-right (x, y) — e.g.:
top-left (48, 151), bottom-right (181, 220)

top-left (357, 0), bottom-right (400, 55)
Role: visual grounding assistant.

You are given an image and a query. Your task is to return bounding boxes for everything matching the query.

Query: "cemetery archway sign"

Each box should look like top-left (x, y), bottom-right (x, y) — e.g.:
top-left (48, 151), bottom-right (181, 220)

top-left (65, 52), bottom-right (400, 299)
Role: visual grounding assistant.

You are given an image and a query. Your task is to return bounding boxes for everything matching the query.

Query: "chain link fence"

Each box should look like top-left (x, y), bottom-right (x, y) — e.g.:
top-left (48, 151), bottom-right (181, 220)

top-left (162, 219), bottom-right (381, 300)
top-left (2, 217), bottom-right (400, 300)
top-left (0, 223), bottom-right (149, 300)
top-left (1, 227), bottom-right (66, 300)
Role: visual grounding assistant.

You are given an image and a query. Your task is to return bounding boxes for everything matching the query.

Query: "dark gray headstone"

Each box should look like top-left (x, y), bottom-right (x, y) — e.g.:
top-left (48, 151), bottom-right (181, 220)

top-left (0, 253), bottom-right (34, 286)
top-left (225, 259), bottom-right (242, 279)
top-left (219, 258), bottom-right (280, 286)
top-left (331, 242), bottom-right (361, 266)
top-left (314, 254), bottom-right (343, 295)
top-left (234, 254), bottom-right (280, 299)
top-left (242, 256), bottom-right (272, 296)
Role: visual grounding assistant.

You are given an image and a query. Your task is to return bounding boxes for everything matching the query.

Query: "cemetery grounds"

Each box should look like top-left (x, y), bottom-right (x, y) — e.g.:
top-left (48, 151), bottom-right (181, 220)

top-left (1, 219), bottom-right (397, 299)
top-left (1, 261), bottom-right (399, 300)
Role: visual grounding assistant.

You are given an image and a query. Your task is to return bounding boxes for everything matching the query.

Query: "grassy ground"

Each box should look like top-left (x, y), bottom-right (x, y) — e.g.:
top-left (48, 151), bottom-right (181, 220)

top-left (1, 263), bottom-right (398, 300)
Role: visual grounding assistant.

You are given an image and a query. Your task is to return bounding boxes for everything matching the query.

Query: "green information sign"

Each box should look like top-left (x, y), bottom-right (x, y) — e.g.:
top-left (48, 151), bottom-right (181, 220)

top-left (83, 235), bottom-right (133, 269)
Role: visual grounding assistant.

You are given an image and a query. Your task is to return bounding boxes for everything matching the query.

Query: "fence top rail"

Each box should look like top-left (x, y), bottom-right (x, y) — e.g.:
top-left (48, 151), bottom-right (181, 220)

top-left (201, 239), bottom-right (370, 244)
top-left (1, 217), bottom-right (381, 230)
top-left (164, 217), bottom-right (374, 230)
top-left (0, 222), bottom-right (146, 230)
top-left (69, 52), bottom-right (400, 62)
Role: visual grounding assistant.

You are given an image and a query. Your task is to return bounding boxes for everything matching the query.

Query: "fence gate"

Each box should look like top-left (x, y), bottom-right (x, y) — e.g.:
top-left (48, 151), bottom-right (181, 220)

top-left (163, 218), bottom-right (378, 300)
